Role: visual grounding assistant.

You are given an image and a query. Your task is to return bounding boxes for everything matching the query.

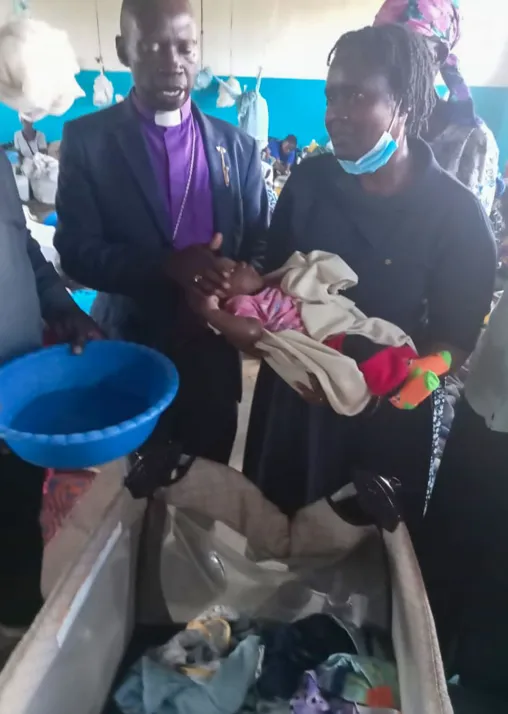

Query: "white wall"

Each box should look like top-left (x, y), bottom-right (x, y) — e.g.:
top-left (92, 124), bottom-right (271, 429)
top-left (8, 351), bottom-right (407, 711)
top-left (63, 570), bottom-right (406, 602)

top-left (3, 0), bottom-right (508, 85)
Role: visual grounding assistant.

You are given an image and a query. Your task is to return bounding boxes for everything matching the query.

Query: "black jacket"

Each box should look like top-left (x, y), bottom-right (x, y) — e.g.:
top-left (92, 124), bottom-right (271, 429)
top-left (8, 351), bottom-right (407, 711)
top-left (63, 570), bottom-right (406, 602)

top-left (54, 98), bottom-right (269, 347)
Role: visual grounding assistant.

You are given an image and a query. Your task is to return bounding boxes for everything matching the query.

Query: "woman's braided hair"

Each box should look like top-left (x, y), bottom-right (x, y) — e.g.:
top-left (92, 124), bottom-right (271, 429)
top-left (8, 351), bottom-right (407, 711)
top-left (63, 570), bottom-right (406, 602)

top-left (327, 24), bottom-right (437, 137)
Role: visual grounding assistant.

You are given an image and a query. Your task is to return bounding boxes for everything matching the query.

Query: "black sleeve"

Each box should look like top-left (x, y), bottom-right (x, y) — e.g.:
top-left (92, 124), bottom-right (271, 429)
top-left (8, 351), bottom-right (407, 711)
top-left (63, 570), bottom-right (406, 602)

top-left (427, 191), bottom-right (496, 354)
top-left (26, 230), bottom-right (77, 320)
top-left (0, 150), bottom-right (75, 320)
top-left (261, 171), bottom-right (298, 273)
top-left (54, 123), bottom-right (166, 297)
top-left (238, 139), bottom-right (270, 271)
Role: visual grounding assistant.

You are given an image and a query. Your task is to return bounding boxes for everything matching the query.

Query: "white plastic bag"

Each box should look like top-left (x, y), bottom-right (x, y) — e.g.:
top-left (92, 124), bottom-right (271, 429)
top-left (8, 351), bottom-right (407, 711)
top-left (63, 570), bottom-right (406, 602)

top-left (93, 71), bottom-right (114, 108)
top-left (216, 75), bottom-right (241, 108)
top-left (0, 18), bottom-right (84, 121)
top-left (195, 67), bottom-right (213, 91)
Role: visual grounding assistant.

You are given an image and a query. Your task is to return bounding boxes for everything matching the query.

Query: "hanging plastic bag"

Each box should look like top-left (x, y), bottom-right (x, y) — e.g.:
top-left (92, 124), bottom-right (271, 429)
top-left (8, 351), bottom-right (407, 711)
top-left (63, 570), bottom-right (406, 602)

top-left (0, 18), bottom-right (84, 121)
top-left (195, 67), bottom-right (213, 91)
top-left (93, 70), bottom-right (114, 108)
top-left (216, 75), bottom-right (241, 108)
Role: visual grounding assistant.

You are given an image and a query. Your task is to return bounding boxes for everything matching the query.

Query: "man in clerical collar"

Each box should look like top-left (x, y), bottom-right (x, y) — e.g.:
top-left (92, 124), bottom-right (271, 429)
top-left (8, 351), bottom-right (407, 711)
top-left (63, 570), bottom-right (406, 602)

top-left (55, 0), bottom-right (269, 465)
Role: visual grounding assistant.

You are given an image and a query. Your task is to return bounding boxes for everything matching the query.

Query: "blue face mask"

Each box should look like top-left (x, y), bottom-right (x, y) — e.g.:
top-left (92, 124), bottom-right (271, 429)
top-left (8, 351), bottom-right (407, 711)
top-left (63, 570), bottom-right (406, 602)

top-left (337, 130), bottom-right (398, 175)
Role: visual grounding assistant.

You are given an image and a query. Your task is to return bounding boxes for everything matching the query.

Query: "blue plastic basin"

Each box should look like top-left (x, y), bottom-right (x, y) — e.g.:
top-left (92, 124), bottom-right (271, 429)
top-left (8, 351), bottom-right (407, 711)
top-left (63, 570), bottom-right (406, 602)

top-left (0, 341), bottom-right (179, 469)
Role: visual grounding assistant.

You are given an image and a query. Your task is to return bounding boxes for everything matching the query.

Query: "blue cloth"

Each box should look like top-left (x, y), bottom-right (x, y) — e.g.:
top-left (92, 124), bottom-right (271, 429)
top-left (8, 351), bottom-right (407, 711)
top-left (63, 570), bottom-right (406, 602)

top-left (114, 635), bottom-right (262, 714)
top-left (54, 100), bottom-right (269, 345)
top-left (268, 138), bottom-right (296, 167)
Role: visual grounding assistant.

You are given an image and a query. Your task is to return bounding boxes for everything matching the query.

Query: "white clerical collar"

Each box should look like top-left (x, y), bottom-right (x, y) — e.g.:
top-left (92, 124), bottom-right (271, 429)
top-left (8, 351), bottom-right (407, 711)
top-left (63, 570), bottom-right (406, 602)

top-left (154, 109), bottom-right (182, 127)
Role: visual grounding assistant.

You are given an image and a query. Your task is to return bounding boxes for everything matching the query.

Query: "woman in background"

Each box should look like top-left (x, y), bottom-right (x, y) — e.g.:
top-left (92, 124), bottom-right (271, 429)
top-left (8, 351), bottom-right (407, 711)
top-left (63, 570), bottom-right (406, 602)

top-left (374, 0), bottom-right (499, 217)
top-left (267, 134), bottom-right (298, 176)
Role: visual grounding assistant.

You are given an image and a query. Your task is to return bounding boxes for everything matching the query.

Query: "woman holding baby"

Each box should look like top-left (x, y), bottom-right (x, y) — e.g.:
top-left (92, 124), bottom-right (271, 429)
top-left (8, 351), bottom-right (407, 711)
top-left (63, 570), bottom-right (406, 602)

top-left (237, 24), bottom-right (495, 538)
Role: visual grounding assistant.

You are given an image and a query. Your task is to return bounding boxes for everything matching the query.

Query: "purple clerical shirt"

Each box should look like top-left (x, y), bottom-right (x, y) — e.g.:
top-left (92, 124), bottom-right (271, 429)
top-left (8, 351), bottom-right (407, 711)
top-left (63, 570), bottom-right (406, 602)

top-left (132, 92), bottom-right (214, 251)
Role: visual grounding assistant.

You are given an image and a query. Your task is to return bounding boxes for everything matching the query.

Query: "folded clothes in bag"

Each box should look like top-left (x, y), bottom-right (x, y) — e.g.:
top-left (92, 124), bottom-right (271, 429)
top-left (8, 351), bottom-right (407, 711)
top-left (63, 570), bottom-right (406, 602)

top-left (113, 610), bottom-right (399, 714)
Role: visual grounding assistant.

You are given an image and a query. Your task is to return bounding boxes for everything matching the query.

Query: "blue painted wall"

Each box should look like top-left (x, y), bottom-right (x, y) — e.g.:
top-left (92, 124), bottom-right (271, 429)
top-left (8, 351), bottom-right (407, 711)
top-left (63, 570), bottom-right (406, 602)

top-left (2, 69), bottom-right (507, 169)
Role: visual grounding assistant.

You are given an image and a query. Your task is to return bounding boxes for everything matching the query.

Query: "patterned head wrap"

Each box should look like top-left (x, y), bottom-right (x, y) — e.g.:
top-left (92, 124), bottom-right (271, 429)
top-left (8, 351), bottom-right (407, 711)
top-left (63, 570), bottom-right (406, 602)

top-left (374, 0), bottom-right (476, 124)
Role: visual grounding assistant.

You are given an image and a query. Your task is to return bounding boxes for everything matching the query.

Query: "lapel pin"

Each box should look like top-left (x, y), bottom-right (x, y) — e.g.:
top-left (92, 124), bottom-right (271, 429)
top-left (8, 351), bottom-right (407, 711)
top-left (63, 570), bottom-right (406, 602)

top-left (216, 145), bottom-right (230, 187)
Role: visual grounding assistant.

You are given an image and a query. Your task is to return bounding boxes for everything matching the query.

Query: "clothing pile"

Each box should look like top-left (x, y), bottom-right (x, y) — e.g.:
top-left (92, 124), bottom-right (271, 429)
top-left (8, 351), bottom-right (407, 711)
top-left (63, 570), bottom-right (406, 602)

top-left (113, 608), bottom-right (400, 714)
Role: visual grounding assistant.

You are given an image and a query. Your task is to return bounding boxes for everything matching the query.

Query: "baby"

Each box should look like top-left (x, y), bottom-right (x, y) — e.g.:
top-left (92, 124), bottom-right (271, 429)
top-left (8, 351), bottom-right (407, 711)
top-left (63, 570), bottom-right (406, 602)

top-left (194, 259), bottom-right (450, 410)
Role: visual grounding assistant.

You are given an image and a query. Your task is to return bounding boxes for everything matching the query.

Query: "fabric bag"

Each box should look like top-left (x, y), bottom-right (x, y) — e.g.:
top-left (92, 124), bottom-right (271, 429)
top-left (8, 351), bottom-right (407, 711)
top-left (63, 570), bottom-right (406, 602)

top-left (0, 456), bottom-right (452, 714)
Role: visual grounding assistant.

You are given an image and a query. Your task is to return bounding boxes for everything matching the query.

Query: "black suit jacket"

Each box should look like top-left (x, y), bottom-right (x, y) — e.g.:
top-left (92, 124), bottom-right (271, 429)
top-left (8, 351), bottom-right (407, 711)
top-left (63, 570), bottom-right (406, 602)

top-left (54, 98), bottom-right (269, 348)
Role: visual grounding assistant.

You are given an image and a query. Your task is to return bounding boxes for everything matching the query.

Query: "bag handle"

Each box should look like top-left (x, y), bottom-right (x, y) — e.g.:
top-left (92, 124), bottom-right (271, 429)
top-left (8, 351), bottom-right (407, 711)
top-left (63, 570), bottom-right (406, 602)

top-left (328, 471), bottom-right (402, 534)
top-left (124, 443), bottom-right (195, 499)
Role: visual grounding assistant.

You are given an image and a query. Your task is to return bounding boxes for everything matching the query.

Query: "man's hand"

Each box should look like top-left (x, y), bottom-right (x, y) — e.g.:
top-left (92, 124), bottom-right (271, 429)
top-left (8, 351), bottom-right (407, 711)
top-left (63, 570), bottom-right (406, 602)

top-left (48, 306), bottom-right (104, 354)
top-left (164, 234), bottom-right (236, 298)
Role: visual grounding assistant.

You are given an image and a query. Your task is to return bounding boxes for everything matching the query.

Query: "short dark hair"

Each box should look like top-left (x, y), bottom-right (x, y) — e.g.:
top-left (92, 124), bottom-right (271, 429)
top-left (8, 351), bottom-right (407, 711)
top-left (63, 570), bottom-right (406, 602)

top-left (327, 24), bottom-right (436, 137)
top-left (286, 134), bottom-right (297, 144)
top-left (120, 0), bottom-right (193, 34)
top-left (120, 0), bottom-right (141, 30)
